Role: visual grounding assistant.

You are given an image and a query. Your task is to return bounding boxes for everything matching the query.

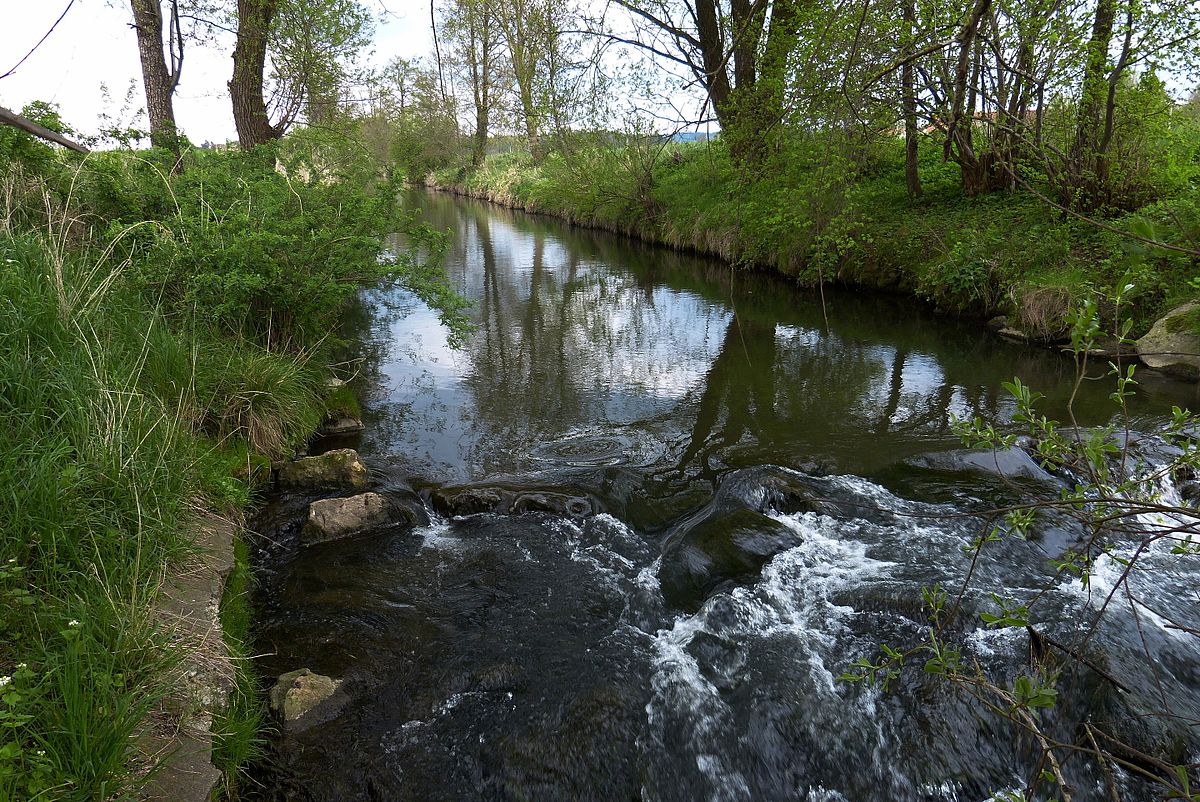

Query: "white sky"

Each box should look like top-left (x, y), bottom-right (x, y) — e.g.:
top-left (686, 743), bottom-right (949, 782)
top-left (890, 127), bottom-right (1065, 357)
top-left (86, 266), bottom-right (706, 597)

top-left (0, 0), bottom-right (436, 144)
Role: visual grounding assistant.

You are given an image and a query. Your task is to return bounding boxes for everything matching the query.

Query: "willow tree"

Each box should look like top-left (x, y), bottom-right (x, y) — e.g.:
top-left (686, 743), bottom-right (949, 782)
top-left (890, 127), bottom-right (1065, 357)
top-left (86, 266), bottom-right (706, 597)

top-left (268, 0), bottom-right (371, 127)
top-left (1063, 0), bottom-right (1200, 209)
top-left (603, 0), bottom-right (804, 165)
top-left (493, 0), bottom-right (565, 162)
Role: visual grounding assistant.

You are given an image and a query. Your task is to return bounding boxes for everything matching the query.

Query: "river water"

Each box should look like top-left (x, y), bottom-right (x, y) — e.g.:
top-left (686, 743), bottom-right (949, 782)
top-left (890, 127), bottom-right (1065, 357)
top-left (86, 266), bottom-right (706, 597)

top-left (249, 191), bottom-right (1200, 801)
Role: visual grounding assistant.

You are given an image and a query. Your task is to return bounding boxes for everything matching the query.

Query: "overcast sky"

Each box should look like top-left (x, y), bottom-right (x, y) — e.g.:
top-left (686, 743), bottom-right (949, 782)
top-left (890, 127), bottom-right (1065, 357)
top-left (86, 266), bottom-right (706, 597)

top-left (0, 0), bottom-right (435, 144)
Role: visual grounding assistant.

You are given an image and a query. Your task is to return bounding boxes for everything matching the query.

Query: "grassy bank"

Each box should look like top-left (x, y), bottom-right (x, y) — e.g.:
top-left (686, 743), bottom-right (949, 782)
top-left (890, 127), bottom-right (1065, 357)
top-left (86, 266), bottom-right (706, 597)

top-left (429, 133), bottom-right (1200, 338)
top-left (0, 118), bottom-right (429, 800)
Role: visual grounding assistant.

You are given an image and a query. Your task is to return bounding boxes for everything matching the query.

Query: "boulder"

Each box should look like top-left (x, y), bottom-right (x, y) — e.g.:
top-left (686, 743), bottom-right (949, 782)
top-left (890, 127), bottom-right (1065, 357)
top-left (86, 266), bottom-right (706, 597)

top-left (996, 325), bottom-right (1033, 343)
top-left (431, 486), bottom-right (506, 517)
top-left (279, 448), bottom-right (369, 489)
top-left (319, 416), bottom-right (365, 436)
top-left (657, 466), bottom-right (838, 611)
top-left (906, 447), bottom-right (1058, 484)
top-left (429, 485), bottom-right (593, 518)
top-left (268, 669), bottom-right (348, 734)
top-left (657, 465), bottom-right (901, 610)
top-left (1137, 302), bottom-right (1200, 379)
top-left (659, 505), bottom-right (804, 611)
top-left (301, 492), bottom-right (392, 545)
top-left (511, 492), bottom-right (593, 517)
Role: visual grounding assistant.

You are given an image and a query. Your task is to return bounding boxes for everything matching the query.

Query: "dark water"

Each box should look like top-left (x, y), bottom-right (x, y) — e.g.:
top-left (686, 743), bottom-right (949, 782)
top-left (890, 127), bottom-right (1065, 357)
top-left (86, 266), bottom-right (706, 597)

top-left (250, 192), bottom-right (1200, 801)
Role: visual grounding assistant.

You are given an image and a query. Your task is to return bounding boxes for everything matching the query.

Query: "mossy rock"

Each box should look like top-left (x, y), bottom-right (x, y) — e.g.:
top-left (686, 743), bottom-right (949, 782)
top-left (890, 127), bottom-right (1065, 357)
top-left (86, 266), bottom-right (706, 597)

top-left (279, 448), bottom-right (369, 489)
top-left (1136, 302), bottom-right (1200, 380)
top-left (1164, 305), bottom-right (1200, 335)
top-left (268, 669), bottom-right (348, 733)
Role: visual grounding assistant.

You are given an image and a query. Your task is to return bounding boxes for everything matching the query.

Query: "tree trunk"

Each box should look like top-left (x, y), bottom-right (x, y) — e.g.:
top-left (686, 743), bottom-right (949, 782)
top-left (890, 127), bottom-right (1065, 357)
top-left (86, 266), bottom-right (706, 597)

top-left (730, 0), bottom-right (761, 92)
top-left (468, 3), bottom-right (493, 166)
top-left (130, 0), bottom-right (179, 157)
top-left (473, 101), bottom-right (489, 166)
top-left (1068, 0), bottom-right (1115, 208)
top-left (522, 93), bottom-right (543, 163)
top-left (726, 0), bottom-right (800, 167)
top-left (695, 0), bottom-right (732, 124)
top-left (901, 0), bottom-right (922, 199)
top-left (230, 0), bottom-right (280, 150)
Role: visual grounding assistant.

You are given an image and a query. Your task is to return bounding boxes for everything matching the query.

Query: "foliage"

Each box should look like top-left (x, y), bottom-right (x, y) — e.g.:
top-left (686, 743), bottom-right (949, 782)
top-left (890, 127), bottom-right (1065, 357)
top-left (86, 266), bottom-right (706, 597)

top-left (267, 0), bottom-right (373, 128)
top-left (0, 228), bottom-right (313, 800)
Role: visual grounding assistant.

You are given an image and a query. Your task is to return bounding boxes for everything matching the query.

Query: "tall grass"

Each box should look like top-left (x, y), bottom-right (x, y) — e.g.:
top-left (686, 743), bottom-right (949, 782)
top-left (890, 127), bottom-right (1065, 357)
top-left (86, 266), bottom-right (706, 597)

top-left (0, 221), bottom-right (321, 800)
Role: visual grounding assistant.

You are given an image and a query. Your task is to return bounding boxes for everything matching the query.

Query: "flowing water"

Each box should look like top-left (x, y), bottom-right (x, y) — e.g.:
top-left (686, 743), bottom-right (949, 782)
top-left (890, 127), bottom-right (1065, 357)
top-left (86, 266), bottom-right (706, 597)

top-left (250, 192), bottom-right (1200, 801)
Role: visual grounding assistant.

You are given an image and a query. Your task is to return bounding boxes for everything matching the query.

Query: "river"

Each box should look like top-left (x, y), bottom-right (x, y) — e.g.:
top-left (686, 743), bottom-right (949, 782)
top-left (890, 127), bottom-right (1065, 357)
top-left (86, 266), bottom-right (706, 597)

top-left (248, 191), bottom-right (1200, 801)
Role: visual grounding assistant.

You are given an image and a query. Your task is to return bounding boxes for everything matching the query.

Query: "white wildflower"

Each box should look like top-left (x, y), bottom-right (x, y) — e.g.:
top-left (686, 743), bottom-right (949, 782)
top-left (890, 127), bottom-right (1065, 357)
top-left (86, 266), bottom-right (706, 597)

top-left (67, 619), bottom-right (80, 627)
top-left (0, 676), bottom-right (10, 688)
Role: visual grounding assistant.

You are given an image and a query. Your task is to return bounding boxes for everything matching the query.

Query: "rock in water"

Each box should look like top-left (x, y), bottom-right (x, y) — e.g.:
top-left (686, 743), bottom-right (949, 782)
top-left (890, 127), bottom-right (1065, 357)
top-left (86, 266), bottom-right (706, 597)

top-left (269, 669), bottom-right (348, 733)
top-left (319, 416), bottom-right (365, 436)
top-left (279, 448), bottom-right (369, 489)
top-left (302, 492), bottom-right (391, 545)
top-left (429, 484), bottom-right (593, 518)
top-left (1137, 302), bottom-right (1200, 379)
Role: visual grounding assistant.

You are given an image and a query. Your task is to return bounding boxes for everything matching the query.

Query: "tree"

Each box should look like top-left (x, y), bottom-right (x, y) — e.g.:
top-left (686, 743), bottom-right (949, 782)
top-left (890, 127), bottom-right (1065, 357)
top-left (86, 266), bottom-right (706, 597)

top-left (441, 0), bottom-right (503, 165)
top-left (900, 0), bottom-right (921, 199)
top-left (230, 0), bottom-right (371, 149)
top-left (603, 0), bottom-right (803, 163)
top-left (267, 0), bottom-right (371, 128)
top-left (230, 0), bottom-right (279, 148)
top-left (493, 0), bottom-right (561, 162)
top-left (129, 0), bottom-right (184, 157)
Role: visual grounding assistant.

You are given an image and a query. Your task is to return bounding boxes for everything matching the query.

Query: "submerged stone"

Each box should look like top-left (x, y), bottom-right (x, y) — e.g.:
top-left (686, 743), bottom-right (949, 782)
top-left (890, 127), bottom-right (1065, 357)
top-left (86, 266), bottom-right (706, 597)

top-left (269, 669), bottom-right (348, 733)
top-left (430, 484), bottom-right (593, 518)
top-left (279, 448), bottom-right (369, 489)
top-left (319, 416), bottom-right (366, 436)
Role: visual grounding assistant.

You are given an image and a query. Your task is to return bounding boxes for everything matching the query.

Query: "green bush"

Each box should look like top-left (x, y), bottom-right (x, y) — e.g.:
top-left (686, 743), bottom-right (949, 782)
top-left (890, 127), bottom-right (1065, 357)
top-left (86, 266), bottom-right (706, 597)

top-left (123, 149), bottom-right (402, 347)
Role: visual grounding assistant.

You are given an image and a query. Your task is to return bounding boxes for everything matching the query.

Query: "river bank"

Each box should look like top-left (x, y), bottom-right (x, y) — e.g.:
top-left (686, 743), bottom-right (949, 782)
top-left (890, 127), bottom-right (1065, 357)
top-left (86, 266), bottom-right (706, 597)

top-left (426, 141), bottom-right (1200, 347)
top-left (0, 131), bottom-right (437, 800)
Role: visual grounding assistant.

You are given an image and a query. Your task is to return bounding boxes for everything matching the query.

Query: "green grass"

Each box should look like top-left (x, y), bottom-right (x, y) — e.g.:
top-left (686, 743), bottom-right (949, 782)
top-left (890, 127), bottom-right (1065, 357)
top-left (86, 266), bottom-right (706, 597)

top-left (0, 129), bottom-right (410, 797)
top-left (0, 227), bottom-right (326, 801)
top-left (323, 383), bottom-right (363, 420)
top-left (0, 119), bottom-right (472, 797)
top-left (212, 536), bottom-right (268, 800)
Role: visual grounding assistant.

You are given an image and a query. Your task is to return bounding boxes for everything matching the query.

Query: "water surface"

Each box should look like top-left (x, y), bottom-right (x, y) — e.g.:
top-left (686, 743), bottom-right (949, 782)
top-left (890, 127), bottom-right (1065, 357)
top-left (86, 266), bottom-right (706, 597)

top-left (250, 191), bottom-right (1200, 802)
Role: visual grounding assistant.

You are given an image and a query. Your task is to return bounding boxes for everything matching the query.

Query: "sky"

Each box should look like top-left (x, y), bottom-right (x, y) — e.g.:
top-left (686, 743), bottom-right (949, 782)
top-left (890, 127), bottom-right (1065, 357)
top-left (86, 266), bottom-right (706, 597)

top-left (0, 0), bottom-right (436, 144)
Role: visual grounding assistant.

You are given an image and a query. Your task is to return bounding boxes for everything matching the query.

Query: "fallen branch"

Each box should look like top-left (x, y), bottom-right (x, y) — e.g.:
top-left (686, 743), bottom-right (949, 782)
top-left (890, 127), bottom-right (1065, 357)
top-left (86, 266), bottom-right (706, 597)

top-left (0, 104), bottom-right (89, 153)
